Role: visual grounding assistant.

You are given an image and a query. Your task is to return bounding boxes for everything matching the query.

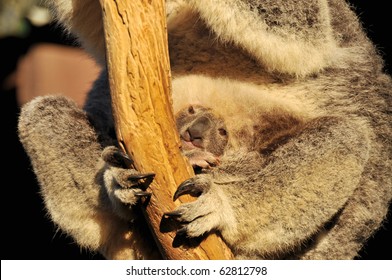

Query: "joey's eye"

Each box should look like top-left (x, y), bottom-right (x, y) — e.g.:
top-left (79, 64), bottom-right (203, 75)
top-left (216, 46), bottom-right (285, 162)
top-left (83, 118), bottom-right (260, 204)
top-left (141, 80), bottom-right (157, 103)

top-left (188, 106), bottom-right (195, 114)
top-left (218, 128), bottom-right (227, 136)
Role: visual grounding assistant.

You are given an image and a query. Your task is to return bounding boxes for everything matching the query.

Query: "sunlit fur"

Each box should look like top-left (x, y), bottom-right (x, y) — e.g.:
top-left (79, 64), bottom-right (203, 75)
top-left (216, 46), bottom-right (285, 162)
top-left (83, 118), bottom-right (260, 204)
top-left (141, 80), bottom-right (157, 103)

top-left (19, 0), bottom-right (391, 259)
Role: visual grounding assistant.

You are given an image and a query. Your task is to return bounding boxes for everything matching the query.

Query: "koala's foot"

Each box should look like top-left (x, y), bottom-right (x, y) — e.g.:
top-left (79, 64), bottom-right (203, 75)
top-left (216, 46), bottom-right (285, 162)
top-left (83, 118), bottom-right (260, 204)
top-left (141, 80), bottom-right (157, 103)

top-left (164, 175), bottom-right (230, 238)
top-left (102, 146), bottom-right (155, 205)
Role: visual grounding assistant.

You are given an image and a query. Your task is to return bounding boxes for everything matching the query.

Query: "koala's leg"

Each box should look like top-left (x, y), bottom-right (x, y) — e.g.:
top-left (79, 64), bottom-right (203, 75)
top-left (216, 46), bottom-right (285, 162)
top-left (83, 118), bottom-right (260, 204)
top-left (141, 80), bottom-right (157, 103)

top-left (167, 116), bottom-right (372, 259)
top-left (239, 116), bottom-right (374, 259)
top-left (299, 167), bottom-right (390, 260)
top-left (18, 96), bottom-right (159, 259)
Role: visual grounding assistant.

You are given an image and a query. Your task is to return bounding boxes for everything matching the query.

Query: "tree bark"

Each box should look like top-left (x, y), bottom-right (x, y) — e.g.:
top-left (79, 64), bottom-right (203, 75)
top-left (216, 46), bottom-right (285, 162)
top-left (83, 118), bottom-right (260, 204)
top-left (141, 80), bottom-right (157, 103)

top-left (98, 0), bottom-right (233, 260)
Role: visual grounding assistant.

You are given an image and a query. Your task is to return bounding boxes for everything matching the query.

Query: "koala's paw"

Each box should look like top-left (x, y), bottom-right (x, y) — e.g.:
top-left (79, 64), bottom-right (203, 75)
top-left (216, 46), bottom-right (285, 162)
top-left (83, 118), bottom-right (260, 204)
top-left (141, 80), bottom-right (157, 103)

top-left (102, 146), bottom-right (155, 205)
top-left (184, 150), bottom-right (220, 170)
top-left (164, 175), bottom-right (226, 238)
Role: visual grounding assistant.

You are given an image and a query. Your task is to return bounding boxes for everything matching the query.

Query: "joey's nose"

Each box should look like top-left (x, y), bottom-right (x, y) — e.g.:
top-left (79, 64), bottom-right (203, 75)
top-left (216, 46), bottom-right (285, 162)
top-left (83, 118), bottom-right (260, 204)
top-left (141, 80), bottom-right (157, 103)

top-left (188, 116), bottom-right (211, 140)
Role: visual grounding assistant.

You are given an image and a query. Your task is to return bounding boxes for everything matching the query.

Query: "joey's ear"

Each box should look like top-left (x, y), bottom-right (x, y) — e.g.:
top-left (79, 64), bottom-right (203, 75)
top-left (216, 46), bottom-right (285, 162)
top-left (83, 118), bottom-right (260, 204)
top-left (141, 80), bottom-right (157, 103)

top-left (186, 0), bottom-right (337, 77)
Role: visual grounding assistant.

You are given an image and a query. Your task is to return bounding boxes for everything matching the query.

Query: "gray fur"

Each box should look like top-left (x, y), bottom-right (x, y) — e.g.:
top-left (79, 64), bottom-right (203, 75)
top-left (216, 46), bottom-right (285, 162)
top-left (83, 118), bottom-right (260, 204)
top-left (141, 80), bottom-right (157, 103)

top-left (18, 0), bottom-right (391, 259)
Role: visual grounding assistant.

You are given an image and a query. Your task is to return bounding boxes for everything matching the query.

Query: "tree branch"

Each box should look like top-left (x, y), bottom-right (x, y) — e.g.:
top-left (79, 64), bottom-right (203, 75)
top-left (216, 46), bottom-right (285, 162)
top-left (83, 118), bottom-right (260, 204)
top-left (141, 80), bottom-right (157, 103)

top-left (99, 0), bottom-right (233, 259)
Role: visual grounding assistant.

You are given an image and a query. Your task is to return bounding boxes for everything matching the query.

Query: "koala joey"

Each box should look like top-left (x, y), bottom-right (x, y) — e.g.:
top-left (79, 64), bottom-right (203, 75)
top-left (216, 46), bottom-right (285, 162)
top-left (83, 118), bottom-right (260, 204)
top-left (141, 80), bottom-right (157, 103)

top-left (175, 104), bottom-right (228, 170)
top-left (19, 0), bottom-right (392, 260)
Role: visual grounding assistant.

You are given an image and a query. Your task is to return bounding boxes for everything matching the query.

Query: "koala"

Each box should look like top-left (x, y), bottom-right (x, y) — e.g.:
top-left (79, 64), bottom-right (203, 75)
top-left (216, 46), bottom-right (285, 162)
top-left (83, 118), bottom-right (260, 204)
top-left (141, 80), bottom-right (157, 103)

top-left (175, 104), bottom-right (229, 170)
top-left (18, 0), bottom-right (392, 260)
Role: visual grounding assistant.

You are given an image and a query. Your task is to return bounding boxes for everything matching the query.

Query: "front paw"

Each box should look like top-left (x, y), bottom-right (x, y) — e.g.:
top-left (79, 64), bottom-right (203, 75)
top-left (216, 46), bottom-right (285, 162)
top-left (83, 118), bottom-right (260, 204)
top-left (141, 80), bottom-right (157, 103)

top-left (102, 146), bottom-right (155, 205)
top-left (110, 171), bottom-right (155, 205)
top-left (164, 176), bottom-right (225, 238)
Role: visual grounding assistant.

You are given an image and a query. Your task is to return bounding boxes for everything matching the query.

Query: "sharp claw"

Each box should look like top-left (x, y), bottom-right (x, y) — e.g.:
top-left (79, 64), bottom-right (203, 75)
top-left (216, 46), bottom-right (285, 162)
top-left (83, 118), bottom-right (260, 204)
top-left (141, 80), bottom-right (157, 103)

top-left (117, 152), bottom-right (134, 166)
top-left (173, 180), bottom-right (194, 201)
top-left (129, 173), bottom-right (155, 181)
top-left (173, 180), bottom-right (204, 201)
top-left (129, 173), bottom-right (155, 190)
top-left (134, 191), bottom-right (151, 197)
top-left (164, 210), bottom-right (183, 218)
top-left (176, 227), bottom-right (188, 236)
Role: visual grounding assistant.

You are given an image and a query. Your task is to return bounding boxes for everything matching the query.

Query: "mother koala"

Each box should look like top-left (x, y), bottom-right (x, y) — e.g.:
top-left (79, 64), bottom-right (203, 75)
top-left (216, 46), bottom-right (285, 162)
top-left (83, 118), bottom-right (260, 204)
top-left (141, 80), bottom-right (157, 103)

top-left (18, 0), bottom-right (392, 259)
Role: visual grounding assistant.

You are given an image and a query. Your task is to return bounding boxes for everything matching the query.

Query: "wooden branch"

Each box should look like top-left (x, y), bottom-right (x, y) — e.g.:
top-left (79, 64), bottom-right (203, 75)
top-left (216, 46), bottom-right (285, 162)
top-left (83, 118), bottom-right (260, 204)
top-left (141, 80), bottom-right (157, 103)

top-left (99, 0), bottom-right (233, 259)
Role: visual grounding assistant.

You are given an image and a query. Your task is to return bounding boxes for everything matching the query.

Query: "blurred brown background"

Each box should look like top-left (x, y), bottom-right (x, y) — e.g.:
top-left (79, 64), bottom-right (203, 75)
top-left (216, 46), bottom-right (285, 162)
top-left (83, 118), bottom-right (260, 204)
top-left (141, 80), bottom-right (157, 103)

top-left (1, 1), bottom-right (391, 260)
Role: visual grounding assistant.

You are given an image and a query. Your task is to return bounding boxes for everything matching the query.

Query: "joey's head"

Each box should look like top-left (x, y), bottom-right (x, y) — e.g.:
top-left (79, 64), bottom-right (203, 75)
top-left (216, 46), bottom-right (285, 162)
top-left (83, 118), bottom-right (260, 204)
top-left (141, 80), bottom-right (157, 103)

top-left (175, 105), bottom-right (229, 157)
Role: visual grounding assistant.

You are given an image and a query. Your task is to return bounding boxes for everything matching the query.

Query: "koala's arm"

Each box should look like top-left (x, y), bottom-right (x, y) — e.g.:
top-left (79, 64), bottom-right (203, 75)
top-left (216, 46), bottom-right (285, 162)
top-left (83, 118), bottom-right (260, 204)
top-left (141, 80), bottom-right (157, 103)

top-left (166, 116), bottom-right (371, 259)
top-left (18, 96), bottom-right (159, 259)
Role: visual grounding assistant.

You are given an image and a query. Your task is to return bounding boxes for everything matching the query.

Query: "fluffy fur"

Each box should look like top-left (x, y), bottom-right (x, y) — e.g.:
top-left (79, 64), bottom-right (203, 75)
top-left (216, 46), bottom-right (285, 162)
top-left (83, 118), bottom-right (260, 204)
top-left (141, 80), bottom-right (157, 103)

top-left (18, 0), bottom-right (392, 259)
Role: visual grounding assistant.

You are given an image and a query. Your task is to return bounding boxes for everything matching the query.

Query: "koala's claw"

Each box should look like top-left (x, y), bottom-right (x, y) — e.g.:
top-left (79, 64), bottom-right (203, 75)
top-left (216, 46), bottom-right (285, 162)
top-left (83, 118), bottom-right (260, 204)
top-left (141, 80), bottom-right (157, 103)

top-left (134, 191), bottom-right (152, 198)
top-left (129, 173), bottom-right (155, 180)
top-left (173, 179), bottom-right (203, 201)
top-left (164, 209), bottom-right (183, 217)
top-left (128, 173), bottom-right (155, 188)
top-left (176, 227), bottom-right (188, 236)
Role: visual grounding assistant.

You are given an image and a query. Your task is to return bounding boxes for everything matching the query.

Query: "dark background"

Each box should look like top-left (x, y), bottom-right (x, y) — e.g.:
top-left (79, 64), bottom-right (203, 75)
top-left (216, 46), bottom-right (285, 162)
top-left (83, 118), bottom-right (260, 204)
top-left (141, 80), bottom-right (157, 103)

top-left (1, 1), bottom-right (391, 260)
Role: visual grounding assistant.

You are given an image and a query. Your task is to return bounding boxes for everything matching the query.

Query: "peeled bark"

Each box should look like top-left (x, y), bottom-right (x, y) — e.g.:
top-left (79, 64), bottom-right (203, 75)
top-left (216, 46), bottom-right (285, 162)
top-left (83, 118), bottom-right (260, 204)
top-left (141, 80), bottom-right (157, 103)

top-left (99, 0), bottom-right (234, 259)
